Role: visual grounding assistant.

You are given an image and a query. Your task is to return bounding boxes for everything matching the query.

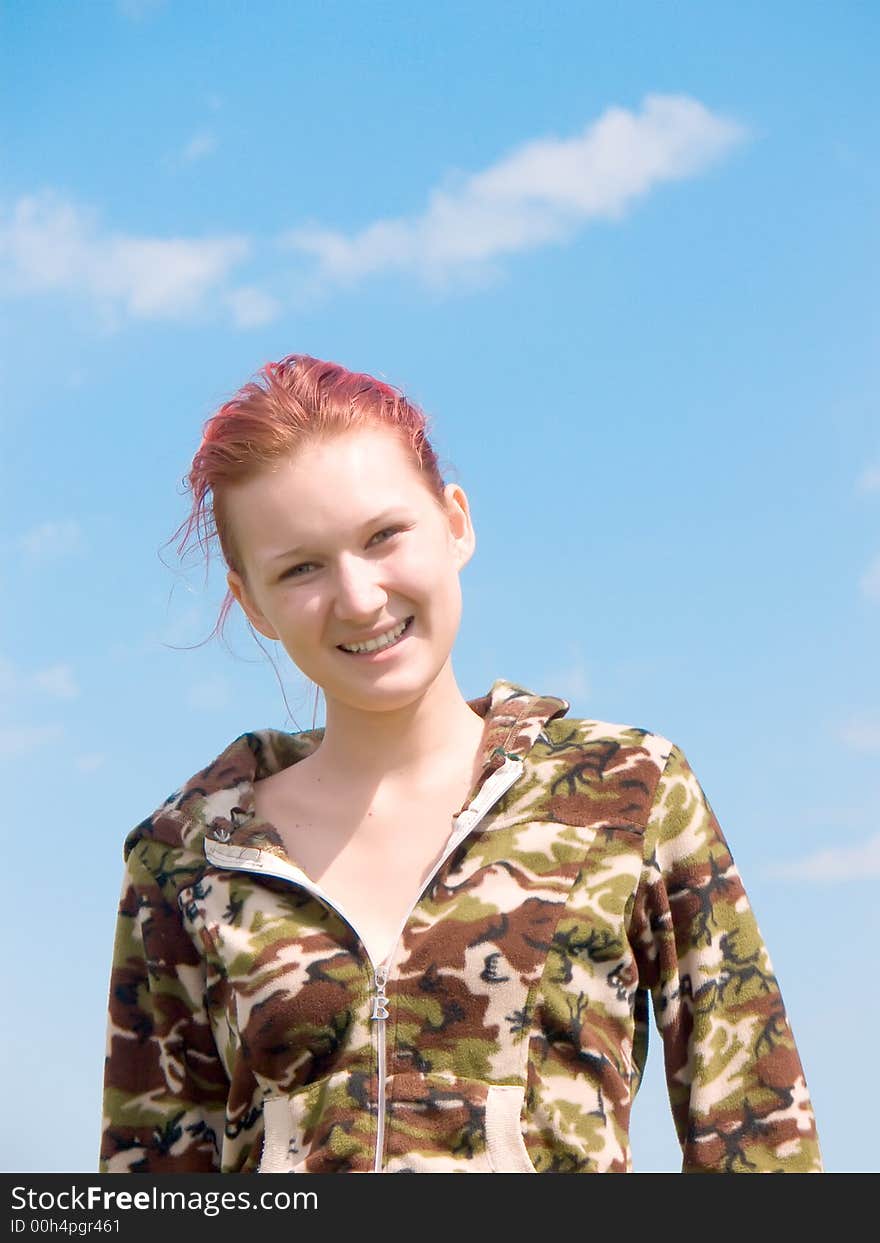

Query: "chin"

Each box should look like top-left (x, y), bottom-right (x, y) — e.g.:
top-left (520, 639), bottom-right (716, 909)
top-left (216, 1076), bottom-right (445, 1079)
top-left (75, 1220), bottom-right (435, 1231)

top-left (325, 656), bottom-right (454, 713)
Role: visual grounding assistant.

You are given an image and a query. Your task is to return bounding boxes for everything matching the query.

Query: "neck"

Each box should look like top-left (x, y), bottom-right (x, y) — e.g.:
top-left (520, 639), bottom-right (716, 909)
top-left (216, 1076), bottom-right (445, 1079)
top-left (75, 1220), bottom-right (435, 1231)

top-left (306, 661), bottom-right (488, 794)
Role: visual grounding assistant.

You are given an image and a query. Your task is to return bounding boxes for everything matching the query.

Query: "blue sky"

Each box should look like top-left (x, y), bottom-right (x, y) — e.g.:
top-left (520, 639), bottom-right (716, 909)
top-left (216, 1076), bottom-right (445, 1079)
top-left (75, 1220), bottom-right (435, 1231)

top-left (1, 0), bottom-right (877, 1173)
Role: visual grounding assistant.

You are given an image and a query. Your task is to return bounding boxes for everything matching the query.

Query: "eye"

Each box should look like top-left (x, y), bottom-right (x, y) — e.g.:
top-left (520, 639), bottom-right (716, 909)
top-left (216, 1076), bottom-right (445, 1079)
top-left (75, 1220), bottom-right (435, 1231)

top-left (371, 526), bottom-right (402, 545)
top-left (281, 561), bottom-right (316, 580)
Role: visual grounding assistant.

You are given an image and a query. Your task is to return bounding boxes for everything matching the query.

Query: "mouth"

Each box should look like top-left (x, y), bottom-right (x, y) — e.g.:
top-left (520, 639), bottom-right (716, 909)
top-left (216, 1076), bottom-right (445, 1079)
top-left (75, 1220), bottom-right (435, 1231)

top-left (336, 615), bottom-right (414, 657)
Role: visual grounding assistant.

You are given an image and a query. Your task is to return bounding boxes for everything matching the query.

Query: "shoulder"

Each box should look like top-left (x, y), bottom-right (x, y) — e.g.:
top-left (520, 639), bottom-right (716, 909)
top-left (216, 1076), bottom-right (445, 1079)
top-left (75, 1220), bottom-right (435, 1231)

top-left (543, 712), bottom-right (674, 759)
top-left (542, 712), bottom-right (676, 772)
top-left (119, 726), bottom-right (299, 877)
top-left (538, 713), bottom-right (681, 832)
top-left (542, 716), bottom-right (729, 859)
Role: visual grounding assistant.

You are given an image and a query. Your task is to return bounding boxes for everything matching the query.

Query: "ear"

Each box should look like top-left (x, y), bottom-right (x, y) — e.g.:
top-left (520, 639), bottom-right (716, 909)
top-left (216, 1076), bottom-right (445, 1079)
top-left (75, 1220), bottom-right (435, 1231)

top-left (226, 569), bottom-right (280, 641)
top-left (442, 482), bottom-right (476, 570)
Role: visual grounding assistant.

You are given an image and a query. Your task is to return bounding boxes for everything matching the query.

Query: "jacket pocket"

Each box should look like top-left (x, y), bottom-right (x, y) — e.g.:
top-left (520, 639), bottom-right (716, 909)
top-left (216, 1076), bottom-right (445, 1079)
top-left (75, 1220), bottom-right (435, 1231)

top-left (259, 1093), bottom-right (312, 1173)
top-left (258, 1068), bottom-right (377, 1174)
top-left (383, 1072), bottom-right (538, 1173)
top-left (485, 1084), bottom-right (538, 1174)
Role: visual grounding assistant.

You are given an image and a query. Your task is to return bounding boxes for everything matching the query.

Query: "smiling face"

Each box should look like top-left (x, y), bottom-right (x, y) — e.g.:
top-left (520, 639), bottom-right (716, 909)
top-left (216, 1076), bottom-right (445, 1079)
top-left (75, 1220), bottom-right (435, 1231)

top-left (223, 425), bottom-right (476, 716)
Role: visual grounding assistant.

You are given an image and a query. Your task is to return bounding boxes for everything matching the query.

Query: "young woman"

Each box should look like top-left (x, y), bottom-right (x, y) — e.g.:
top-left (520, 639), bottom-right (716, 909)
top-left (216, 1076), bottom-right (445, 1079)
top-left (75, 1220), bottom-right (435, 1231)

top-left (100, 354), bottom-right (823, 1174)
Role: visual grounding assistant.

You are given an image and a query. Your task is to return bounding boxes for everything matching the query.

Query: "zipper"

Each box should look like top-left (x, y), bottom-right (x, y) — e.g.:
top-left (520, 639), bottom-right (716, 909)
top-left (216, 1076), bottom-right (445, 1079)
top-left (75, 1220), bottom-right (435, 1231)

top-left (371, 963), bottom-right (390, 1171)
top-left (366, 754), bottom-right (522, 1172)
top-left (204, 753), bottom-right (524, 1173)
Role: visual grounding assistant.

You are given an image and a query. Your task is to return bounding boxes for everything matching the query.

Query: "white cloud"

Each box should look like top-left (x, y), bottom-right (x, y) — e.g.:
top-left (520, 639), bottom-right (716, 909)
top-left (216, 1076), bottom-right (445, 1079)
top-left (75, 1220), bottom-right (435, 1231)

top-left (180, 131), bottom-right (218, 164)
top-left (0, 94), bottom-right (747, 324)
top-left (186, 674), bottom-right (231, 711)
top-left (0, 190), bottom-right (252, 326)
top-left (767, 833), bottom-right (880, 883)
top-left (76, 752), bottom-right (106, 772)
top-left (17, 519), bottom-right (84, 561)
top-left (859, 554), bottom-right (880, 601)
top-left (0, 655), bottom-right (80, 708)
top-left (0, 723), bottom-right (64, 758)
top-left (279, 93), bottom-right (747, 289)
top-left (856, 464), bottom-right (880, 493)
top-left (838, 713), bottom-right (880, 752)
top-left (105, 235), bottom-right (249, 317)
top-left (224, 285), bottom-right (282, 328)
top-left (32, 664), bottom-right (79, 700)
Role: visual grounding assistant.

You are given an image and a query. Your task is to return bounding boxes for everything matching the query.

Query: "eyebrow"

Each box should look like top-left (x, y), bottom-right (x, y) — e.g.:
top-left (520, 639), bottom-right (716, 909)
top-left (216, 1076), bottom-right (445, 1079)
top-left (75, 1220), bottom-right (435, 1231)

top-left (267, 509), bottom-right (411, 564)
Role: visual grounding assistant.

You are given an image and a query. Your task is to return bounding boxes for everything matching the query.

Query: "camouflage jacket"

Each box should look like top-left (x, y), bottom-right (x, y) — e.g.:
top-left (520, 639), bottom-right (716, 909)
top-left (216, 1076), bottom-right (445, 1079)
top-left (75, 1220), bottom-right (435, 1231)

top-left (100, 678), bottom-right (822, 1173)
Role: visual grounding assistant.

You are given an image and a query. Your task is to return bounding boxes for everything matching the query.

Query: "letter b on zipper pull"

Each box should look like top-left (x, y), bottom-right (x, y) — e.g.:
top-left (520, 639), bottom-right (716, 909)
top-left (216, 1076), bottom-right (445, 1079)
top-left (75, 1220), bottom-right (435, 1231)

top-left (372, 966), bottom-right (389, 1021)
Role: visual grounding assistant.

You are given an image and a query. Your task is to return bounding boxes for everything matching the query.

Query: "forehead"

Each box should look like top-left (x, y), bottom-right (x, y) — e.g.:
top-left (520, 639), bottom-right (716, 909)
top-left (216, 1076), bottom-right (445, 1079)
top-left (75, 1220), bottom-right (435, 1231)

top-left (222, 427), bottom-right (439, 558)
top-left (284, 426), bottom-right (424, 484)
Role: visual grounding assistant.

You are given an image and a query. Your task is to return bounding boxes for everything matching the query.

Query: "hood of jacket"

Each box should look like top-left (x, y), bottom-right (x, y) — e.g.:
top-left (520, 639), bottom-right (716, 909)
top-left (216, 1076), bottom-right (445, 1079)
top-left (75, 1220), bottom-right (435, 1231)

top-left (122, 677), bottom-right (571, 861)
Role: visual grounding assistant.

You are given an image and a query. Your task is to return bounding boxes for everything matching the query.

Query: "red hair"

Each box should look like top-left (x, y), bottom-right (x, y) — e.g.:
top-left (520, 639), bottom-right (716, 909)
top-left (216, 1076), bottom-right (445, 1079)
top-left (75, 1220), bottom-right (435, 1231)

top-left (165, 353), bottom-right (450, 652)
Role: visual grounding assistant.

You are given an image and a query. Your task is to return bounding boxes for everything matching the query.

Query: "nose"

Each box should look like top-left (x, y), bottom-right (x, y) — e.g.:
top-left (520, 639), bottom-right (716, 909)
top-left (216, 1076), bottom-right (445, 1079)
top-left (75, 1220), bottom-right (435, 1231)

top-left (332, 553), bottom-right (389, 622)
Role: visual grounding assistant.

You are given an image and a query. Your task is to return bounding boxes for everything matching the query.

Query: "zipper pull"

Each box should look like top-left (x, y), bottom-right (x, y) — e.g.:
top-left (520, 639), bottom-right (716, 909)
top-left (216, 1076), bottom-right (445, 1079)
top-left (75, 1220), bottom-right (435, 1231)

top-left (463, 754), bottom-right (523, 821)
top-left (371, 964), bottom-right (390, 1021)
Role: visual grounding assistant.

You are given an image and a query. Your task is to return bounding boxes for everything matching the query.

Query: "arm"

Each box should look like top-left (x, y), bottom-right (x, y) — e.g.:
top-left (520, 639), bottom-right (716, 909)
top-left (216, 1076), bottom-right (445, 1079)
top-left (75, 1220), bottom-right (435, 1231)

top-left (99, 841), bottom-right (228, 1172)
top-left (630, 742), bottom-right (822, 1172)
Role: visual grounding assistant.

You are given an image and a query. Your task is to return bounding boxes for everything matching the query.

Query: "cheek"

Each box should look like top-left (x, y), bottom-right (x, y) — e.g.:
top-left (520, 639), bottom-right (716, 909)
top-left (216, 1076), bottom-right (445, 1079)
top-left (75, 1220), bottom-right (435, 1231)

top-left (270, 604), bottom-right (322, 661)
top-left (405, 534), bottom-right (458, 578)
top-left (282, 592), bottom-right (323, 627)
top-left (432, 565), bottom-right (464, 629)
top-left (410, 552), bottom-right (462, 614)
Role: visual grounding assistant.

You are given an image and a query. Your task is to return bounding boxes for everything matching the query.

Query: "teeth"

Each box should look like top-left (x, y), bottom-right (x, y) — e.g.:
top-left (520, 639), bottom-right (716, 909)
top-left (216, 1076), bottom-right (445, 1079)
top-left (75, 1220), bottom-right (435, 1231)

top-left (340, 618), bottom-right (409, 654)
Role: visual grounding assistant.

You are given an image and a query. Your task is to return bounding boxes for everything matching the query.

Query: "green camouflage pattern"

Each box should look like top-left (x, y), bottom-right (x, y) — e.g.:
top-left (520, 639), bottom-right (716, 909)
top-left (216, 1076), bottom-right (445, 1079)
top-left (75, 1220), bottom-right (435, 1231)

top-left (100, 678), bottom-right (822, 1173)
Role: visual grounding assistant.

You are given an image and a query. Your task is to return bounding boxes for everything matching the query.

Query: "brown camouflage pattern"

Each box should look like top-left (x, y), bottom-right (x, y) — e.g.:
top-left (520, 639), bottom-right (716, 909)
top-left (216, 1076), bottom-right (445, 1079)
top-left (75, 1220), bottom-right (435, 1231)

top-left (100, 678), bottom-right (822, 1173)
